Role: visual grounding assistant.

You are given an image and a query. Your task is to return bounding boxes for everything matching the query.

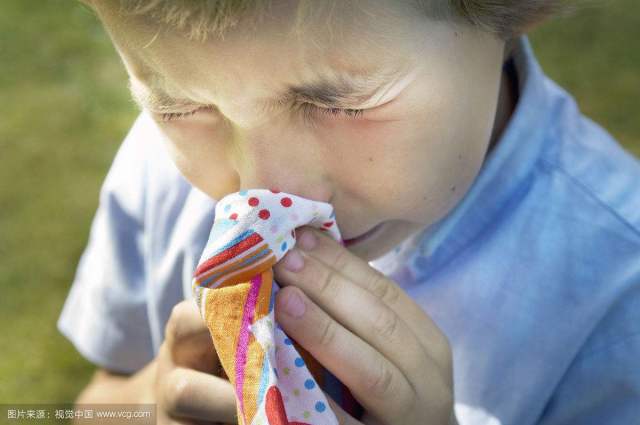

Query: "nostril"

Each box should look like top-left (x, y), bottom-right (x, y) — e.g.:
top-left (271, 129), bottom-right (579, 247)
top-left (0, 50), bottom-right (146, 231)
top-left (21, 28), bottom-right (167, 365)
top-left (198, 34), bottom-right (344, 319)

top-left (236, 165), bottom-right (333, 204)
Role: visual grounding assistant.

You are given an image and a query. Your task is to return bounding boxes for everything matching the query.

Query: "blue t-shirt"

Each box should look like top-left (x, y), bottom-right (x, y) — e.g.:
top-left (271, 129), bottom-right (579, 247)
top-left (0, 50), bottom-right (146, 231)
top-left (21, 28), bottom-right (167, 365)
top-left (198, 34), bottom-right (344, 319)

top-left (58, 36), bottom-right (640, 424)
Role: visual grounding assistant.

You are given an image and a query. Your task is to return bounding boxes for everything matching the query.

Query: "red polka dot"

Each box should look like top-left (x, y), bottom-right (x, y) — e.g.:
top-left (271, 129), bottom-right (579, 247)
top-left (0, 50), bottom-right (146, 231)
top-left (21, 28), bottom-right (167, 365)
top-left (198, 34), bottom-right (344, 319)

top-left (270, 188), bottom-right (280, 194)
top-left (258, 209), bottom-right (270, 220)
top-left (280, 197), bottom-right (292, 207)
top-left (323, 221), bottom-right (334, 228)
top-left (248, 197), bottom-right (260, 207)
top-left (229, 213), bottom-right (238, 220)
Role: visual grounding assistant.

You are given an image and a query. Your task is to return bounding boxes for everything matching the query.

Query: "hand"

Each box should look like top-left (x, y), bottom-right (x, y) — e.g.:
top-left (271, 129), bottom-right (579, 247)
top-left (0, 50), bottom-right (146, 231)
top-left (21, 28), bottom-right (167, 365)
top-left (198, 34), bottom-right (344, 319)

top-left (155, 300), bottom-right (237, 424)
top-left (273, 227), bottom-right (456, 425)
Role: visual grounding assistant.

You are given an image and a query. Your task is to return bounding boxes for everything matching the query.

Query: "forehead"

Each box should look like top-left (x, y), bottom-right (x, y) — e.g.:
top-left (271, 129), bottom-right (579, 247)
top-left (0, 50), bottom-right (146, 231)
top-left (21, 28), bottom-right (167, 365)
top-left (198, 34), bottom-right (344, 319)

top-left (96, 0), bottom-right (422, 66)
top-left (95, 0), bottom-right (426, 115)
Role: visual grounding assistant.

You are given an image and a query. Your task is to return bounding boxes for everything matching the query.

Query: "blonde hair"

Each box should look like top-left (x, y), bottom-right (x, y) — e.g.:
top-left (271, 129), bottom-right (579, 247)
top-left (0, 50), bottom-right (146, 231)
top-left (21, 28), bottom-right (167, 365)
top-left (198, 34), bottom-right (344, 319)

top-left (111, 0), bottom-right (581, 42)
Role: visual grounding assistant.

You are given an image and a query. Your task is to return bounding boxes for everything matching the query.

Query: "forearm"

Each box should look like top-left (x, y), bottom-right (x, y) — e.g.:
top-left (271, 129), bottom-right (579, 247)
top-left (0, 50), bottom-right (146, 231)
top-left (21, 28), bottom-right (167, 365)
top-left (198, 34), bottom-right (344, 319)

top-left (75, 359), bottom-right (157, 404)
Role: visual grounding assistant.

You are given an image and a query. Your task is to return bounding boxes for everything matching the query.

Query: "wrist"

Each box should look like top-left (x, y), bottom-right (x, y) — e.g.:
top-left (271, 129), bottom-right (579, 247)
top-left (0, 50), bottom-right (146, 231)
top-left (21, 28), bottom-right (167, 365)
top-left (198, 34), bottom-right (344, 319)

top-left (75, 360), bottom-right (157, 404)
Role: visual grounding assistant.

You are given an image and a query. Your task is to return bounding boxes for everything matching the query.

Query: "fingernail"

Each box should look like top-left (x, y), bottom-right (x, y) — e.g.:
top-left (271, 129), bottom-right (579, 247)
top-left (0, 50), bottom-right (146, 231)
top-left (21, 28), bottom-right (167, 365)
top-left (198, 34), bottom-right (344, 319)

top-left (282, 249), bottom-right (304, 272)
top-left (297, 230), bottom-right (317, 251)
top-left (281, 290), bottom-right (306, 318)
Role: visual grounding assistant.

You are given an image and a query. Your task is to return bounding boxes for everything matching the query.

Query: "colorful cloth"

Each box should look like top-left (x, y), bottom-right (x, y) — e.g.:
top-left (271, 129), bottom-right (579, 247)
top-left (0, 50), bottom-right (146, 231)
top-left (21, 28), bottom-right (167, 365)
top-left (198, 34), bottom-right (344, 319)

top-left (192, 189), bottom-right (360, 425)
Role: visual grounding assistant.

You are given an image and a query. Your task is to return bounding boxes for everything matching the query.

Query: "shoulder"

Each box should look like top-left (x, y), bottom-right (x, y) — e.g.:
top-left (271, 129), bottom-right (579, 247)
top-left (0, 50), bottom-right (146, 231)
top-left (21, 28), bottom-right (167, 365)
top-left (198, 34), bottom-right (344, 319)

top-left (528, 77), bottom-right (640, 309)
top-left (531, 80), bottom-right (640, 372)
top-left (536, 80), bottom-right (640, 238)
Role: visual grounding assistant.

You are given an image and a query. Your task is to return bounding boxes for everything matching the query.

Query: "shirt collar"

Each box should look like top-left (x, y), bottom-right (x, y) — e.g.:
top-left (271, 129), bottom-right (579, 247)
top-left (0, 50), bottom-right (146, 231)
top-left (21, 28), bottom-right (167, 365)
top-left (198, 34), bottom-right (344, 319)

top-left (370, 35), bottom-right (556, 284)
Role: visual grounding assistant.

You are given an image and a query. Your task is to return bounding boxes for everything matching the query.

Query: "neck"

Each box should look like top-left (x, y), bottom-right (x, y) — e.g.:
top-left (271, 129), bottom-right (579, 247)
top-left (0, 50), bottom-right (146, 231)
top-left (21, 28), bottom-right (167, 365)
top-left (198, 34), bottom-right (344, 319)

top-left (486, 53), bottom-right (519, 156)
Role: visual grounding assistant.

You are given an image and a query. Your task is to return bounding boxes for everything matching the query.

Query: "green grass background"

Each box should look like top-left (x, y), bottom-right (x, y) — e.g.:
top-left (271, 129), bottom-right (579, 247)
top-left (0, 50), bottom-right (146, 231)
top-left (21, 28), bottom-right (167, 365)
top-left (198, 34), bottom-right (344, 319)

top-left (0, 0), bottom-right (638, 406)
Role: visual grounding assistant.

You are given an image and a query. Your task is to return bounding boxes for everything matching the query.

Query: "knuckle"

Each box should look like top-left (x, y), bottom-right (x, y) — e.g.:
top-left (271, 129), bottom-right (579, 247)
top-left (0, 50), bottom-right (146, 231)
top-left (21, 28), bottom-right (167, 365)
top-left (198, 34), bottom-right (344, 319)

top-left (405, 390), bottom-right (420, 414)
top-left (317, 266), bottom-right (342, 301)
top-left (162, 369), bottom-right (193, 415)
top-left (331, 246), bottom-right (351, 270)
top-left (441, 334), bottom-right (453, 361)
top-left (396, 391), bottom-right (419, 420)
top-left (369, 273), bottom-right (400, 305)
top-left (372, 308), bottom-right (399, 342)
top-left (317, 316), bottom-right (338, 347)
top-left (171, 301), bottom-right (192, 323)
top-left (165, 301), bottom-right (194, 343)
top-left (434, 331), bottom-right (453, 369)
top-left (164, 315), bottom-right (178, 345)
top-left (366, 359), bottom-right (395, 398)
top-left (440, 387), bottom-right (454, 412)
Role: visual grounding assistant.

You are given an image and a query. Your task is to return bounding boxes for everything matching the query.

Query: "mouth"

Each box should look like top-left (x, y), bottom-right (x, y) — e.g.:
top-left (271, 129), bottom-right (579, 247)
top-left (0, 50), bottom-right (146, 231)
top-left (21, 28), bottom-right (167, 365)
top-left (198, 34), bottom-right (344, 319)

top-left (342, 223), bottom-right (385, 247)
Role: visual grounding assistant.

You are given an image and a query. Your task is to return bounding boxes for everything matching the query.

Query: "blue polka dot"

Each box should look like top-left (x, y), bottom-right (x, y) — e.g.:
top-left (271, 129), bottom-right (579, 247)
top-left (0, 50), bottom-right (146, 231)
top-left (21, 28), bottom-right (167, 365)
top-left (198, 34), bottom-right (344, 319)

top-left (294, 357), bottom-right (304, 367)
top-left (239, 190), bottom-right (248, 196)
top-left (273, 367), bottom-right (278, 378)
top-left (281, 242), bottom-right (287, 251)
top-left (304, 379), bottom-right (315, 389)
top-left (315, 401), bottom-right (326, 412)
top-left (284, 337), bottom-right (292, 345)
top-left (224, 204), bottom-right (231, 212)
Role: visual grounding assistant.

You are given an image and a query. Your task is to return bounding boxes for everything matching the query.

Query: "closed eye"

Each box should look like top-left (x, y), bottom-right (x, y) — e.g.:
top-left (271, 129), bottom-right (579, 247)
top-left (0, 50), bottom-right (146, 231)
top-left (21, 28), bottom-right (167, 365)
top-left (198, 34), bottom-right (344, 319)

top-left (156, 102), bottom-right (366, 124)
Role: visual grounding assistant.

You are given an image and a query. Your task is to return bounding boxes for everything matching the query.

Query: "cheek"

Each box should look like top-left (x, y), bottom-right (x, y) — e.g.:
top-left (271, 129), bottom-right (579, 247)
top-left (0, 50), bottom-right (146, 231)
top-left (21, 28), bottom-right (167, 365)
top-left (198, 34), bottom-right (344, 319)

top-left (390, 82), bottom-right (499, 223)
top-left (325, 90), bottom-right (495, 225)
top-left (393, 123), bottom-right (492, 225)
top-left (155, 118), bottom-right (240, 198)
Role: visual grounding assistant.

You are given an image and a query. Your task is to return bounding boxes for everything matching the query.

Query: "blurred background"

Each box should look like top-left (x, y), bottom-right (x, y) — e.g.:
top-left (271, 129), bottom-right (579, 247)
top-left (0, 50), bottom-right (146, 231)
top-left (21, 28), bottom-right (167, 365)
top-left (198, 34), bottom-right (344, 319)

top-left (0, 0), bottom-right (638, 407)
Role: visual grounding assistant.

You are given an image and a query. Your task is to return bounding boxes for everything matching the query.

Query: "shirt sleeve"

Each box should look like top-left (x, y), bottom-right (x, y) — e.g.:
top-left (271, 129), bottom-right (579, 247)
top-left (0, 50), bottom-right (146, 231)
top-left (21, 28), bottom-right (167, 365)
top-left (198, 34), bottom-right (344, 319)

top-left (536, 273), bottom-right (640, 424)
top-left (535, 335), bottom-right (640, 424)
top-left (57, 112), bottom-right (155, 374)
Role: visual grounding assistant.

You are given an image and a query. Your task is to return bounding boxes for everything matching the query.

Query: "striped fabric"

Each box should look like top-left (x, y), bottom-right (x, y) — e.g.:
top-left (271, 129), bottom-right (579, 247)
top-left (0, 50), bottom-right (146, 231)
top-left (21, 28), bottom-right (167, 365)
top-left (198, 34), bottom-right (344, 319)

top-left (192, 189), bottom-right (361, 425)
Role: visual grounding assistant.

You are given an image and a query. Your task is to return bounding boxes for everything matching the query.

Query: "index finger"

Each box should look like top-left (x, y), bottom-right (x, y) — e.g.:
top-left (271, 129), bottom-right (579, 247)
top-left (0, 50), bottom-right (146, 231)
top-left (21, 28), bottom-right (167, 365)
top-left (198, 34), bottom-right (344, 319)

top-left (297, 227), bottom-right (450, 359)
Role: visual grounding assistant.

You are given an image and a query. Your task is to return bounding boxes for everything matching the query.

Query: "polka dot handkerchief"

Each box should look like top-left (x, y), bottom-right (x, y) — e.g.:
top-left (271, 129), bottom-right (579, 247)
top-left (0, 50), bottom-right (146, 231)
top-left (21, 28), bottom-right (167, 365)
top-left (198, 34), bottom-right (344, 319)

top-left (192, 189), bottom-right (361, 425)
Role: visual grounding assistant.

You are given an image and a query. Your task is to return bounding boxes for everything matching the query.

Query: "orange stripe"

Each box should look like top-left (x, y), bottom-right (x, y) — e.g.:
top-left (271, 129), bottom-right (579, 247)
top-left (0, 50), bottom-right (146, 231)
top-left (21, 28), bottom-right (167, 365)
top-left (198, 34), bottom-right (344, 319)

top-left (254, 269), bottom-right (273, 322)
top-left (242, 332), bottom-right (264, 424)
top-left (204, 283), bottom-right (251, 389)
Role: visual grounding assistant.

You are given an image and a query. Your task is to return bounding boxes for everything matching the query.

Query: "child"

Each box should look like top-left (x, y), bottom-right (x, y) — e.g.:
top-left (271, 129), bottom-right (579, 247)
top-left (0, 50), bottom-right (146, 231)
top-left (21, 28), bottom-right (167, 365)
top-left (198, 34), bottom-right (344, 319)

top-left (59, 0), bottom-right (640, 424)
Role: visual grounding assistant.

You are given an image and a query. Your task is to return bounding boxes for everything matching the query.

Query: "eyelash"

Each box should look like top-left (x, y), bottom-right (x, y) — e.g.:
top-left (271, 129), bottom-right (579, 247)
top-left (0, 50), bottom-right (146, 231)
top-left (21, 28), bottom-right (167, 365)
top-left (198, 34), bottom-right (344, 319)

top-left (298, 103), bottom-right (365, 125)
top-left (159, 106), bottom-right (210, 122)
top-left (158, 103), bottom-right (365, 123)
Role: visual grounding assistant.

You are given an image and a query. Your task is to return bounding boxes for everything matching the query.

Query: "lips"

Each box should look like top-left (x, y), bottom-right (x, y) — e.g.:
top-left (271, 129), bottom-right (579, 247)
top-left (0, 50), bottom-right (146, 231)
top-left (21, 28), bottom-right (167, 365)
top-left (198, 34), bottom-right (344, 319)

top-left (343, 223), bottom-right (384, 247)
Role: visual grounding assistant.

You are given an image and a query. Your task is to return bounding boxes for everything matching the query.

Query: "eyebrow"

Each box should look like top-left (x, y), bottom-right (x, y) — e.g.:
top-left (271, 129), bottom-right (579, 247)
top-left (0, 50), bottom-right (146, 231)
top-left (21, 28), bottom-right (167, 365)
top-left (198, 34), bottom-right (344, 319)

top-left (263, 67), bottom-right (408, 111)
top-left (128, 66), bottom-right (409, 113)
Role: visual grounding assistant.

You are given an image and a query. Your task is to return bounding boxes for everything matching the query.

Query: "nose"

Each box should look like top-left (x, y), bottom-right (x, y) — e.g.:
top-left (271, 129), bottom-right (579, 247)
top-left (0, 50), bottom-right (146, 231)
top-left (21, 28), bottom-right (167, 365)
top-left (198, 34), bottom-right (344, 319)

top-left (230, 126), bottom-right (333, 204)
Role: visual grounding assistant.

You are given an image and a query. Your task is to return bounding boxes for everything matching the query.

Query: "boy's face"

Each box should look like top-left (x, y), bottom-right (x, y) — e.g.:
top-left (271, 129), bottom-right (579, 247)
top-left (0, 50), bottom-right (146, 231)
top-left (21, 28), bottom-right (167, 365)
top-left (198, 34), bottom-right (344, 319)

top-left (91, 0), bottom-right (506, 261)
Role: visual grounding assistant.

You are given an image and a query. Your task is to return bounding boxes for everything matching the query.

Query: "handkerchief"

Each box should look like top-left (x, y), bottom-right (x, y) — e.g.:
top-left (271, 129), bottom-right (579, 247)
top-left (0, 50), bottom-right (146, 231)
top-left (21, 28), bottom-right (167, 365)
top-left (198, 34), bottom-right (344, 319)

top-left (192, 189), bottom-right (361, 425)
